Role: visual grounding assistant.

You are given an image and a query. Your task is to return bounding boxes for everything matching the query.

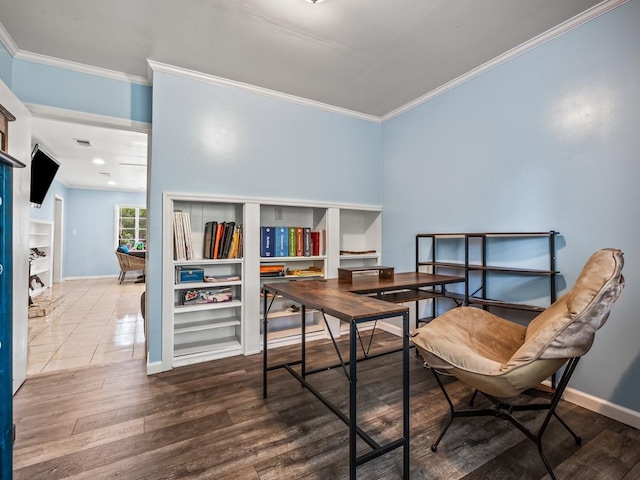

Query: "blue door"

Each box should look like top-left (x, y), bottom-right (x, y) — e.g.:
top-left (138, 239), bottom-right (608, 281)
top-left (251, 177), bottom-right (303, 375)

top-left (0, 162), bottom-right (13, 478)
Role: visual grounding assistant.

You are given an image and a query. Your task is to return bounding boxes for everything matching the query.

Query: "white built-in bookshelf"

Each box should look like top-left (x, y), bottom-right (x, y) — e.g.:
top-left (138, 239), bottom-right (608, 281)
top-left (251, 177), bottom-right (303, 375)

top-left (28, 220), bottom-right (53, 298)
top-left (162, 193), bottom-right (382, 371)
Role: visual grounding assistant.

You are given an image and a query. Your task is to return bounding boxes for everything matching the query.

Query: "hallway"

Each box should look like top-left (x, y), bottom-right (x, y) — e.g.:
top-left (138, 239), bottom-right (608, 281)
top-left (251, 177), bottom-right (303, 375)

top-left (26, 278), bottom-right (146, 375)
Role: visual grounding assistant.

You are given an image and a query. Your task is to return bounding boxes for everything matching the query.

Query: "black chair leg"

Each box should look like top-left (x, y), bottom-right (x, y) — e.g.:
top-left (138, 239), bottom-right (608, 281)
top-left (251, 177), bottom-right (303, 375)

top-left (427, 357), bottom-right (583, 480)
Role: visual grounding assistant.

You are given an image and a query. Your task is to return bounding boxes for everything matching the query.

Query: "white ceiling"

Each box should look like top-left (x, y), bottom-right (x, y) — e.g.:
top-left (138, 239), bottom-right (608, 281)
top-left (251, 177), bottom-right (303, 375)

top-left (1, 0), bottom-right (611, 191)
top-left (31, 117), bottom-right (148, 193)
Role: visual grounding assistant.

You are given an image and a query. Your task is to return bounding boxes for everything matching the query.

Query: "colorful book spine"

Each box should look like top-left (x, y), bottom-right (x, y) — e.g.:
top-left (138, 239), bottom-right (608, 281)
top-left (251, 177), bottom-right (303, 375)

top-left (310, 230), bottom-right (320, 257)
top-left (288, 227), bottom-right (297, 257)
top-left (296, 227), bottom-right (304, 256)
top-left (275, 227), bottom-right (288, 257)
top-left (303, 227), bottom-right (311, 256)
top-left (260, 226), bottom-right (275, 257)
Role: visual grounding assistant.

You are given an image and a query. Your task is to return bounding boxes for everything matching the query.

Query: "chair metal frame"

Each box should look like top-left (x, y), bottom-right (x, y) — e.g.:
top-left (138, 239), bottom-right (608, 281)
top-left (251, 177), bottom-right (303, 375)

top-left (428, 357), bottom-right (583, 480)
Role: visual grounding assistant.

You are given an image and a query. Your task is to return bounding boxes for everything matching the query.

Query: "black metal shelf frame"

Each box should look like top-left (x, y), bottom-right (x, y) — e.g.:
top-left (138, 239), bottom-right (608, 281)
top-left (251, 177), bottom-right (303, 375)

top-left (415, 231), bottom-right (560, 322)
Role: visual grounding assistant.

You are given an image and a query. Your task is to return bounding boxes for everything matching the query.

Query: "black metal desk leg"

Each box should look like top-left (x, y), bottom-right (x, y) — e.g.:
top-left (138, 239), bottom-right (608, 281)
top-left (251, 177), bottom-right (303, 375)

top-left (301, 305), bottom-right (306, 380)
top-left (262, 289), bottom-right (268, 399)
top-left (349, 320), bottom-right (358, 479)
top-left (403, 310), bottom-right (410, 477)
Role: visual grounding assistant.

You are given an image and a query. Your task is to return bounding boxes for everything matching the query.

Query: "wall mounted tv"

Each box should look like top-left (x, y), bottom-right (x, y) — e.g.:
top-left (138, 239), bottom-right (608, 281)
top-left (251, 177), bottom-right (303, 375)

top-left (30, 144), bottom-right (60, 208)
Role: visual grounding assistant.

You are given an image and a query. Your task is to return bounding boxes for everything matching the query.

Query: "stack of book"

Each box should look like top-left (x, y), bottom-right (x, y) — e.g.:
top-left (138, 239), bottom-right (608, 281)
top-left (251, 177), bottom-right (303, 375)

top-left (173, 211), bottom-right (194, 261)
top-left (261, 226), bottom-right (324, 258)
top-left (260, 264), bottom-right (285, 277)
top-left (203, 222), bottom-right (243, 259)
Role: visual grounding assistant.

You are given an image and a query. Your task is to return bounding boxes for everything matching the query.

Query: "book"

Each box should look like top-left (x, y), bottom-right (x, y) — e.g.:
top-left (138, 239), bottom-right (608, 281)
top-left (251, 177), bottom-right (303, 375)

top-left (204, 274), bottom-right (241, 283)
top-left (213, 222), bottom-right (225, 259)
top-left (228, 224), bottom-right (240, 259)
top-left (173, 211), bottom-right (194, 261)
top-left (288, 227), bottom-right (297, 257)
top-left (260, 264), bottom-right (285, 273)
top-left (221, 222), bottom-right (235, 258)
top-left (310, 230), bottom-right (320, 257)
top-left (296, 227), bottom-right (303, 256)
top-left (275, 227), bottom-right (288, 257)
top-left (303, 227), bottom-right (311, 256)
top-left (260, 226), bottom-right (275, 257)
top-left (203, 221), bottom-right (215, 259)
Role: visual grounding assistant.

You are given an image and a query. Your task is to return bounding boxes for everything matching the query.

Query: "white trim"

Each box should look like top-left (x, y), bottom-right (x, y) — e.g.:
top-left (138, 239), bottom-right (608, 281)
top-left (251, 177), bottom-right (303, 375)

top-left (162, 191), bottom-right (382, 213)
top-left (25, 103), bottom-right (151, 133)
top-left (63, 274), bottom-right (120, 281)
top-left (562, 385), bottom-right (640, 429)
top-left (146, 361), bottom-right (164, 375)
top-left (381, 0), bottom-right (630, 122)
top-left (378, 321), bottom-right (403, 338)
top-left (147, 59), bottom-right (381, 124)
top-left (0, 22), bottom-right (19, 57)
top-left (17, 50), bottom-right (149, 86)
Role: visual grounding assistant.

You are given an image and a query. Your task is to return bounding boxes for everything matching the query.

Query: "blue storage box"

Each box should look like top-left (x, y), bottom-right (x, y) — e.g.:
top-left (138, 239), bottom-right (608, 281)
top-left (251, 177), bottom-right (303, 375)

top-left (178, 267), bottom-right (204, 283)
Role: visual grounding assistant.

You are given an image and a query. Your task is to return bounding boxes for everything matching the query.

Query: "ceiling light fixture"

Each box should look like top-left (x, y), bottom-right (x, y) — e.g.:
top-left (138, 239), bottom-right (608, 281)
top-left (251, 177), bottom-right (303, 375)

top-left (305, 0), bottom-right (325, 3)
top-left (108, 181), bottom-right (116, 185)
top-left (92, 158), bottom-right (105, 165)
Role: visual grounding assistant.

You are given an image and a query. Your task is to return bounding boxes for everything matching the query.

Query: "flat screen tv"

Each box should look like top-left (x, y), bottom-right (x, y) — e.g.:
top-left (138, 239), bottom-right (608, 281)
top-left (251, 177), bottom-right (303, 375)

top-left (30, 144), bottom-right (59, 207)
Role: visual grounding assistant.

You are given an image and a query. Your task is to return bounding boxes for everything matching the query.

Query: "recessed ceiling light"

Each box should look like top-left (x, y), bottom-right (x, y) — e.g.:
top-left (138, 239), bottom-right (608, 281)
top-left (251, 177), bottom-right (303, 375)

top-left (108, 181), bottom-right (116, 185)
top-left (93, 158), bottom-right (105, 165)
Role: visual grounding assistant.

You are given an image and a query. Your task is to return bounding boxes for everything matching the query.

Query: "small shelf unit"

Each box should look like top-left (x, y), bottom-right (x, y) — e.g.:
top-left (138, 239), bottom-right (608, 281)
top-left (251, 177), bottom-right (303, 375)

top-left (28, 220), bottom-right (53, 298)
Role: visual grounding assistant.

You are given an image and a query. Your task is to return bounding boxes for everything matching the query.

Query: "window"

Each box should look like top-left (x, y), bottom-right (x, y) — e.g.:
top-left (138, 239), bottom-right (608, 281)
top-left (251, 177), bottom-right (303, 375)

top-left (117, 205), bottom-right (147, 249)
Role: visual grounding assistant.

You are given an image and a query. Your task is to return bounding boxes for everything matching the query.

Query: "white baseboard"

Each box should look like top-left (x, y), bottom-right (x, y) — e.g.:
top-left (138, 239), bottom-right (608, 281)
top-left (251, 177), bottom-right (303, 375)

top-left (561, 386), bottom-right (640, 429)
top-left (146, 361), bottom-right (164, 375)
top-left (378, 320), bottom-right (403, 337)
top-left (63, 274), bottom-right (120, 281)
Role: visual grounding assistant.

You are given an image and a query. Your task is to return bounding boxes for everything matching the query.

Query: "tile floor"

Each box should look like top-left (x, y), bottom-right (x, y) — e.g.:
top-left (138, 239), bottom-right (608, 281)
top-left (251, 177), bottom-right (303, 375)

top-left (27, 278), bottom-right (146, 375)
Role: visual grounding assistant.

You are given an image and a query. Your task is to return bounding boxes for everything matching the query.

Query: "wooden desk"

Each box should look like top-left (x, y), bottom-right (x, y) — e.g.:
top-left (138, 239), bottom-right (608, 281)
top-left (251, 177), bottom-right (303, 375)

top-left (262, 272), bottom-right (465, 479)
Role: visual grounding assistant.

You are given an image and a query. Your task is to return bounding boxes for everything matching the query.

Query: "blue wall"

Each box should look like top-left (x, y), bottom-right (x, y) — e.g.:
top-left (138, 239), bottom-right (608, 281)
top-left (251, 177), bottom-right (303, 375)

top-left (29, 180), bottom-right (145, 278)
top-left (64, 188), bottom-right (146, 277)
top-left (0, 42), bottom-right (11, 88)
top-left (381, 0), bottom-right (640, 412)
top-left (147, 71), bottom-right (382, 362)
top-left (11, 60), bottom-right (151, 123)
top-left (29, 179), bottom-right (67, 223)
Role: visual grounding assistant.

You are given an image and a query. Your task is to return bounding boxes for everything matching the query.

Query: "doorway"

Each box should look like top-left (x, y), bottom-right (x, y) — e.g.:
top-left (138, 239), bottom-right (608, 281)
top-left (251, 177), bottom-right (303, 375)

top-left (27, 107), bottom-right (150, 376)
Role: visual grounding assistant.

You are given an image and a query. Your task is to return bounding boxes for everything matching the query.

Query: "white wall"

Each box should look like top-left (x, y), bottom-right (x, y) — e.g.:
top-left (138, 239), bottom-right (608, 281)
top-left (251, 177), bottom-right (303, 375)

top-left (0, 79), bottom-right (31, 393)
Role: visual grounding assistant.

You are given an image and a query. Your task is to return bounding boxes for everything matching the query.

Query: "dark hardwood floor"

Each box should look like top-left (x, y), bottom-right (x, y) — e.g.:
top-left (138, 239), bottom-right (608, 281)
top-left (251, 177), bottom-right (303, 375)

top-left (12, 331), bottom-right (640, 479)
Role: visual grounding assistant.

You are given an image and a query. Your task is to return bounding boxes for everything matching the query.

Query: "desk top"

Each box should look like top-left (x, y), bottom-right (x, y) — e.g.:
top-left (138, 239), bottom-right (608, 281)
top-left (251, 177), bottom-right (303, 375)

top-left (263, 272), bottom-right (465, 323)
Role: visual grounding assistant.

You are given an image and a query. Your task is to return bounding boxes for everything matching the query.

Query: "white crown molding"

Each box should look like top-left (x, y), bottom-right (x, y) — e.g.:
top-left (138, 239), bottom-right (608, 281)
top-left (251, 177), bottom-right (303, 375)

top-left (15, 50), bottom-right (150, 86)
top-left (381, 0), bottom-right (630, 122)
top-left (0, 21), bottom-right (19, 57)
top-left (25, 103), bottom-right (151, 133)
top-left (147, 59), bottom-right (381, 124)
top-left (0, 20), bottom-right (149, 86)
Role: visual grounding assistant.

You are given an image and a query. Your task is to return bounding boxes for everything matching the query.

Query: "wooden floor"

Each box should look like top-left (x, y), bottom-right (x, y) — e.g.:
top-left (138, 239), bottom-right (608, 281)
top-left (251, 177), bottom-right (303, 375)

top-left (13, 332), bottom-right (640, 479)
